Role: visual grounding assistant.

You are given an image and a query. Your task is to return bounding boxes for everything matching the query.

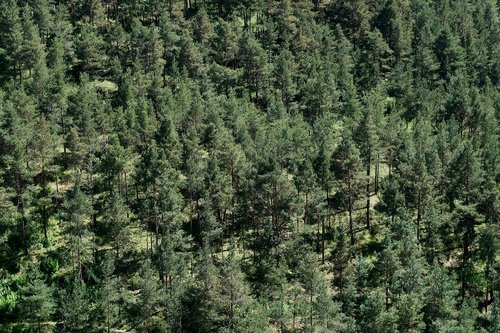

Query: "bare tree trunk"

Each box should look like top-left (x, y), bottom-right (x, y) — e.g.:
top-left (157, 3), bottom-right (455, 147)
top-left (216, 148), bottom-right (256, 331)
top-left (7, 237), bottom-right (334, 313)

top-left (348, 176), bottom-right (354, 246)
top-left (321, 216), bottom-right (325, 264)
top-left (416, 190), bottom-right (421, 241)
top-left (366, 153), bottom-right (371, 230)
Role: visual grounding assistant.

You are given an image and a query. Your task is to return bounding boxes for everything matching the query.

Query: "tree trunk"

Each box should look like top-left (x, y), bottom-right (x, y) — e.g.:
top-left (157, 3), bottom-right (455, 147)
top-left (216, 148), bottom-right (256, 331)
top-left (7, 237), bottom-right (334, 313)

top-left (321, 216), bottom-right (325, 264)
top-left (348, 176), bottom-right (354, 246)
top-left (42, 204), bottom-right (48, 242)
top-left (385, 271), bottom-right (389, 310)
top-left (16, 172), bottom-right (29, 255)
top-left (461, 224), bottom-right (471, 302)
top-left (416, 191), bottom-right (421, 241)
top-left (310, 288), bottom-right (313, 328)
top-left (366, 153), bottom-right (371, 230)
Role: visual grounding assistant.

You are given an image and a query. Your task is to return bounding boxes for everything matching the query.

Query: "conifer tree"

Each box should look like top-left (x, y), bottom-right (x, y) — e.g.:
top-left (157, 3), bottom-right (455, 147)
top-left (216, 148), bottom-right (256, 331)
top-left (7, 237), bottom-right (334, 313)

top-left (102, 192), bottom-right (130, 258)
top-left (183, 248), bottom-right (223, 332)
top-left (422, 262), bottom-right (457, 333)
top-left (211, 18), bottom-right (239, 66)
top-left (478, 226), bottom-right (498, 312)
top-left (358, 291), bottom-right (397, 333)
top-left (331, 131), bottom-right (364, 245)
top-left (75, 23), bottom-right (105, 76)
top-left (64, 176), bottom-right (94, 281)
top-left (273, 49), bottom-right (296, 111)
top-left (0, 90), bottom-right (37, 254)
top-left (0, 2), bottom-right (498, 332)
top-left (134, 261), bottom-right (166, 332)
top-left (21, 5), bottom-right (45, 78)
top-left (0, 0), bottom-right (23, 81)
top-left (60, 279), bottom-right (91, 333)
top-left (32, 117), bottom-right (59, 243)
top-left (238, 32), bottom-right (267, 99)
top-left (193, 7), bottom-right (214, 45)
top-left (331, 225), bottom-right (352, 294)
top-left (356, 86), bottom-right (385, 230)
top-left (96, 254), bottom-right (120, 333)
top-left (18, 266), bottom-right (55, 333)
top-left (219, 247), bottom-right (251, 330)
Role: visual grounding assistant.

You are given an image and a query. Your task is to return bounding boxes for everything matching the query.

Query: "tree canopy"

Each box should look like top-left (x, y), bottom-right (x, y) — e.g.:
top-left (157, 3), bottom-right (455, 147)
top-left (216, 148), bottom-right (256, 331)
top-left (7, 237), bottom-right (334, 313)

top-left (0, 1), bottom-right (498, 332)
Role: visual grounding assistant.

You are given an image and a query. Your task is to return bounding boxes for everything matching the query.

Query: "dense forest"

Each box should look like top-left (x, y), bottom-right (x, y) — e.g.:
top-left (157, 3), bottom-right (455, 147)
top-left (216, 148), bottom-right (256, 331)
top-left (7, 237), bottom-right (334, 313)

top-left (0, 0), bottom-right (498, 332)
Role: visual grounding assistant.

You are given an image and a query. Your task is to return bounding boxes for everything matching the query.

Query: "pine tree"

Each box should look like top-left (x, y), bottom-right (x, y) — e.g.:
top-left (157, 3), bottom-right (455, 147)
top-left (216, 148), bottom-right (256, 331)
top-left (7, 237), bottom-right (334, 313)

top-left (358, 291), bottom-right (397, 333)
top-left (238, 32), bottom-right (267, 99)
top-left (325, 0), bottom-right (371, 41)
top-left (64, 176), bottom-right (94, 282)
top-left (275, 0), bottom-right (296, 46)
top-left (377, 176), bottom-right (404, 223)
top-left (356, 86), bottom-right (385, 230)
top-left (302, 53), bottom-right (340, 119)
top-left (357, 28), bottom-right (391, 89)
top-left (394, 292), bottom-right (425, 333)
top-left (0, 0), bottom-right (24, 81)
top-left (452, 202), bottom-right (483, 302)
top-left (159, 229), bottom-right (191, 330)
top-left (99, 135), bottom-right (128, 196)
top-left (433, 27), bottom-right (465, 83)
top-left (296, 247), bottom-right (347, 331)
top-left (18, 266), bottom-right (55, 333)
top-left (32, 0), bottom-right (52, 43)
top-left (21, 5), bottom-right (45, 78)
top-left (96, 254), bottom-right (120, 333)
top-left (75, 23), bottom-right (105, 76)
top-left (178, 32), bottom-right (204, 77)
top-left (422, 262), bottom-right (457, 333)
top-left (229, 300), bottom-right (270, 333)
top-left (436, 298), bottom-right (479, 333)
top-left (130, 19), bottom-right (165, 74)
top-left (377, 243), bottom-right (400, 310)
top-left (478, 226), bottom-right (498, 312)
top-left (388, 217), bottom-right (427, 333)
top-left (86, 0), bottom-right (107, 27)
top-left (0, 90), bottom-right (37, 254)
top-left (138, 142), bottom-right (166, 255)
top-left (193, 7), bottom-right (214, 45)
top-left (261, 262), bottom-right (293, 332)
top-left (421, 197), bottom-right (447, 263)
top-left (446, 138), bottom-right (483, 207)
top-left (30, 52), bottom-right (51, 116)
top-left (61, 279), bottom-right (91, 333)
top-left (331, 225), bottom-right (352, 294)
top-left (183, 248), bottom-right (223, 332)
top-left (47, 35), bottom-right (69, 137)
top-left (376, 0), bottom-right (412, 63)
top-left (411, 0), bottom-right (439, 85)
top-left (331, 131), bottom-right (364, 245)
top-left (156, 116), bottom-right (182, 167)
top-left (273, 49), bottom-right (296, 111)
top-left (211, 18), bottom-right (239, 66)
top-left (182, 129), bottom-right (207, 247)
top-left (313, 114), bottom-right (341, 238)
top-left (102, 192), bottom-right (130, 258)
top-left (31, 117), bottom-right (59, 243)
top-left (219, 247), bottom-right (251, 330)
top-left (134, 261), bottom-right (166, 332)
top-left (204, 153), bottom-right (233, 255)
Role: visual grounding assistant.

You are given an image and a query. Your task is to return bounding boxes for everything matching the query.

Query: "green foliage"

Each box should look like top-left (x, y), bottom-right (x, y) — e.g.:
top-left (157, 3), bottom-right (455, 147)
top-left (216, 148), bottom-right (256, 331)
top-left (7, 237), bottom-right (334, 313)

top-left (18, 266), bottom-right (55, 333)
top-left (0, 1), bottom-right (498, 332)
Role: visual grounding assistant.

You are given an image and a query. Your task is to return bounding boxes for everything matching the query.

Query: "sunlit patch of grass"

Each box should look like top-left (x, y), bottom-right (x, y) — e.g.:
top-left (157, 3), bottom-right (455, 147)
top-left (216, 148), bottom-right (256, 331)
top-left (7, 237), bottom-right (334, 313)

top-left (93, 80), bottom-right (118, 92)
